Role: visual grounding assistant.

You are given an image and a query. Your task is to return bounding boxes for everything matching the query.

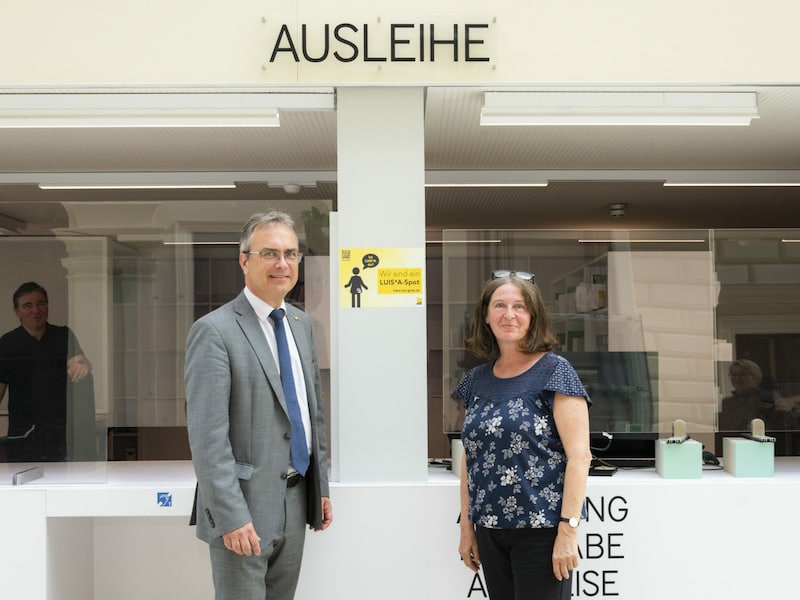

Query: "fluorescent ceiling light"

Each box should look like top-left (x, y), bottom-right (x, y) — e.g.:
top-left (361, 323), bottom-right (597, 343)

top-left (163, 241), bottom-right (239, 246)
top-left (39, 183), bottom-right (235, 190)
top-left (0, 115), bottom-right (279, 128)
top-left (36, 172), bottom-right (241, 190)
top-left (0, 92), bottom-right (341, 128)
top-left (425, 183), bottom-right (547, 188)
top-left (480, 91), bottom-right (759, 126)
top-left (578, 239), bottom-right (707, 243)
top-left (664, 182), bottom-right (800, 187)
top-left (426, 239), bottom-right (503, 244)
top-left (426, 171), bottom-right (548, 188)
top-left (31, 171), bottom-right (336, 191)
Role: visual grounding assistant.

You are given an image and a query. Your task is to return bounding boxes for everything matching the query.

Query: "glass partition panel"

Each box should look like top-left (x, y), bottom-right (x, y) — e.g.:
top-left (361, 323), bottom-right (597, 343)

top-left (442, 229), bottom-right (718, 462)
top-left (0, 236), bottom-right (109, 482)
top-left (713, 229), bottom-right (800, 455)
top-left (0, 199), bottom-right (332, 475)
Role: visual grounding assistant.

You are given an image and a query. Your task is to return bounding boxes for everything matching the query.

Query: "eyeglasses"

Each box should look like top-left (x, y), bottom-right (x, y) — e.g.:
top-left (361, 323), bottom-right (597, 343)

top-left (19, 300), bottom-right (49, 310)
top-left (245, 249), bottom-right (303, 264)
top-left (491, 270), bottom-right (535, 283)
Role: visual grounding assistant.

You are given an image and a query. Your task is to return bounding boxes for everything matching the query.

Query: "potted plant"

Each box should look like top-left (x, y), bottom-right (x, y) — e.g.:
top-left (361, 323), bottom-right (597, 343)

top-left (301, 206), bottom-right (329, 255)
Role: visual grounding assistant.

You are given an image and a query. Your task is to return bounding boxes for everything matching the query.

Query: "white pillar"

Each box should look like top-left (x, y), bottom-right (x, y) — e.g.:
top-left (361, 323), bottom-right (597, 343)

top-left (334, 87), bottom-right (428, 482)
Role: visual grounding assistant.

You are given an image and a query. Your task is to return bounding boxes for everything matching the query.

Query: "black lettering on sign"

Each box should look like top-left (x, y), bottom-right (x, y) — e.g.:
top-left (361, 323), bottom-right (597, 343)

top-left (267, 22), bottom-right (492, 64)
top-left (467, 571), bottom-right (488, 598)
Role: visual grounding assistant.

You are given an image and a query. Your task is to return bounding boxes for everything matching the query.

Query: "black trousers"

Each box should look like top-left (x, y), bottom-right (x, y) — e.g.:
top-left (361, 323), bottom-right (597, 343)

top-left (6, 426), bottom-right (67, 462)
top-left (475, 526), bottom-right (572, 600)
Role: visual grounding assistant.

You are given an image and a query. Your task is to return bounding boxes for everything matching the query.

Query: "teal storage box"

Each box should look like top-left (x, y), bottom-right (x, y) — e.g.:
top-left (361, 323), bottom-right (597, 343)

top-left (655, 439), bottom-right (702, 479)
top-left (722, 437), bottom-right (774, 477)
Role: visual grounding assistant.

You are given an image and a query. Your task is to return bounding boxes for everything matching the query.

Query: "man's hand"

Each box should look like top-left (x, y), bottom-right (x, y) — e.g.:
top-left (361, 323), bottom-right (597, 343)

top-left (222, 522), bottom-right (261, 556)
top-left (67, 354), bottom-right (92, 382)
top-left (313, 497), bottom-right (333, 531)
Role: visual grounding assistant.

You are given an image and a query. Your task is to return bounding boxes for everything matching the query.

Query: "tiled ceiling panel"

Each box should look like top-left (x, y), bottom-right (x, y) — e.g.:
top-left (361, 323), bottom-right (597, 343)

top-left (1, 85), bottom-right (800, 233)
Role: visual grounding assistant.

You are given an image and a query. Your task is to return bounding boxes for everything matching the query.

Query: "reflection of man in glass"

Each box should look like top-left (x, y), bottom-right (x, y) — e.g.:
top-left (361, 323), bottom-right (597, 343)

top-left (0, 282), bottom-right (94, 462)
top-left (719, 358), bottom-right (797, 432)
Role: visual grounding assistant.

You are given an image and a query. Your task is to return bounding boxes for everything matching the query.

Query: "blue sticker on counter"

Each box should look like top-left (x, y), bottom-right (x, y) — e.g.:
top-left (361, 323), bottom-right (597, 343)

top-left (157, 492), bottom-right (173, 507)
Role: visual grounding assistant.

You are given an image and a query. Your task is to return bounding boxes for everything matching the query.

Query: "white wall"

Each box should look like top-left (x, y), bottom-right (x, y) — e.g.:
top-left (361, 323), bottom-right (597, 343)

top-left (13, 463), bottom-right (793, 600)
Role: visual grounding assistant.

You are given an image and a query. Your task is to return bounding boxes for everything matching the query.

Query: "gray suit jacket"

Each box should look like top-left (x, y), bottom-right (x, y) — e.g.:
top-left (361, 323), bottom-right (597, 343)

top-left (185, 291), bottom-right (329, 543)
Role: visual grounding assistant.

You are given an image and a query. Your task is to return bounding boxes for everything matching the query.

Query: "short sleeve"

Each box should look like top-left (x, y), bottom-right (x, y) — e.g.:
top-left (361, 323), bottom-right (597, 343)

top-left (453, 364), bottom-right (492, 410)
top-left (452, 367), bottom-right (476, 407)
top-left (546, 355), bottom-right (592, 405)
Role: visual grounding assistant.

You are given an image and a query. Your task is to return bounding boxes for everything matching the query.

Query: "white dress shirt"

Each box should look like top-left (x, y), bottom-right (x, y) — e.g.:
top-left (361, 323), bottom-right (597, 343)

top-left (243, 287), bottom-right (313, 460)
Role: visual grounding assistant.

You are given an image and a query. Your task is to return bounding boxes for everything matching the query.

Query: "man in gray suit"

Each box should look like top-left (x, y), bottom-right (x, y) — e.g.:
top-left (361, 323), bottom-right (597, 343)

top-left (185, 211), bottom-right (333, 600)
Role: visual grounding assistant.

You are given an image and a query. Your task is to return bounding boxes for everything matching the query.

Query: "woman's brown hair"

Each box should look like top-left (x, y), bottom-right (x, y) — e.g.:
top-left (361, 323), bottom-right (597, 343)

top-left (464, 275), bottom-right (559, 360)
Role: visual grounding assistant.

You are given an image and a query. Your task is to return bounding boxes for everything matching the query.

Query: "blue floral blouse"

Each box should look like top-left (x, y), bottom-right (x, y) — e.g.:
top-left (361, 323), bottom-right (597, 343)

top-left (454, 352), bottom-right (591, 529)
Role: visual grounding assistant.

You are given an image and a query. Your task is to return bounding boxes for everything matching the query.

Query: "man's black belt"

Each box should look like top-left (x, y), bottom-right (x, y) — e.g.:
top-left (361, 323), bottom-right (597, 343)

top-left (286, 473), bottom-right (304, 488)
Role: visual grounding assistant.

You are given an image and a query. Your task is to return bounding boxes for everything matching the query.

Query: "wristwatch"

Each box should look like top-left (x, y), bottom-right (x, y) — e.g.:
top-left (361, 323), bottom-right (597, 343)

top-left (559, 516), bottom-right (580, 528)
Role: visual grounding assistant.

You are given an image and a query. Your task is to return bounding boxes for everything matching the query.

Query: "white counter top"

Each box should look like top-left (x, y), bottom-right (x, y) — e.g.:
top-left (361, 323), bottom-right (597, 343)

top-left (3, 458), bottom-right (800, 600)
top-left (3, 457), bottom-right (800, 518)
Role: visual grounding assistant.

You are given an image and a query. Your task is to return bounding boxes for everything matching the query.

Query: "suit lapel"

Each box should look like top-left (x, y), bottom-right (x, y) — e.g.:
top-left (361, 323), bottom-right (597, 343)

top-left (232, 293), bottom-right (287, 412)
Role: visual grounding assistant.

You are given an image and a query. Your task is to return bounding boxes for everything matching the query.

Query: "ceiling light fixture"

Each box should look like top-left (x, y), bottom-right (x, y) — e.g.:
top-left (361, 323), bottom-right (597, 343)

top-left (425, 171), bottom-right (548, 188)
top-left (664, 182), bottom-right (800, 187)
top-left (163, 241), bottom-right (239, 246)
top-left (39, 183), bottom-right (236, 190)
top-left (0, 116), bottom-right (280, 128)
top-left (267, 181), bottom-right (317, 194)
top-left (578, 239), bottom-right (707, 243)
top-left (609, 203), bottom-right (627, 218)
top-left (424, 182), bottom-right (548, 188)
top-left (480, 91), bottom-right (759, 127)
top-left (426, 239), bottom-right (503, 244)
top-left (0, 91), bottom-right (334, 129)
top-left (36, 172), bottom-right (240, 190)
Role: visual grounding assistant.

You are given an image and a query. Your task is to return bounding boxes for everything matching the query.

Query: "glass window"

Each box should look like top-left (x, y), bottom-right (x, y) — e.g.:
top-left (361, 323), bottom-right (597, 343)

top-left (713, 229), bottom-right (800, 455)
top-left (0, 200), bottom-right (332, 467)
top-left (437, 228), bottom-right (800, 460)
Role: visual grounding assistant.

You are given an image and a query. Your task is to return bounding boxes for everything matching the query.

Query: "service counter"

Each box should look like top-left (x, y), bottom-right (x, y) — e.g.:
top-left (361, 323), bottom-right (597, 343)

top-left (1, 460), bottom-right (797, 599)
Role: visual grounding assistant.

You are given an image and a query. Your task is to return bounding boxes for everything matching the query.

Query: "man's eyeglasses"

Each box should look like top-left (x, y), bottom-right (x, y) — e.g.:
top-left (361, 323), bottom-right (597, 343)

top-left (19, 301), bottom-right (49, 310)
top-left (245, 249), bottom-right (303, 264)
top-left (491, 270), bottom-right (535, 283)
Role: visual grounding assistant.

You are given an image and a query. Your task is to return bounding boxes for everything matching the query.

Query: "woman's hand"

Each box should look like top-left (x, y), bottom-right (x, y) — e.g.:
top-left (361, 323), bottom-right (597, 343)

top-left (459, 524), bottom-right (481, 572)
top-left (552, 524), bottom-right (580, 581)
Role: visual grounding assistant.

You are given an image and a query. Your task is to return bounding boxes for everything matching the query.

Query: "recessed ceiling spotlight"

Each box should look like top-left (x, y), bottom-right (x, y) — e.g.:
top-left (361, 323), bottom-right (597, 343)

top-left (609, 203), bottom-right (627, 218)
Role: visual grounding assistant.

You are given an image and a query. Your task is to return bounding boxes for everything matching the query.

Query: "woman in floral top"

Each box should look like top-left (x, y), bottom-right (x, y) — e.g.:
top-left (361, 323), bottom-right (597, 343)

top-left (455, 271), bottom-right (592, 600)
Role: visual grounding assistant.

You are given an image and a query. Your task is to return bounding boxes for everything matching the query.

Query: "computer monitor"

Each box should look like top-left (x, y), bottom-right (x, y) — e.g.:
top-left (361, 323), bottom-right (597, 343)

top-left (590, 431), bottom-right (658, 468)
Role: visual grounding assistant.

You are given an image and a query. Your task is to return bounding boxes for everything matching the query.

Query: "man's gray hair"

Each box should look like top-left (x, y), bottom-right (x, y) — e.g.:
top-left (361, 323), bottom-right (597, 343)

top-left (239, 211), bottom-right (297, 254)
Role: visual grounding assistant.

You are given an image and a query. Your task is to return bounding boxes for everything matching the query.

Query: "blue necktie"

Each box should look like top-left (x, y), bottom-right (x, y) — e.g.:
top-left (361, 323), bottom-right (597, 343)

top-left (269, 308), bottom-right (310, 476)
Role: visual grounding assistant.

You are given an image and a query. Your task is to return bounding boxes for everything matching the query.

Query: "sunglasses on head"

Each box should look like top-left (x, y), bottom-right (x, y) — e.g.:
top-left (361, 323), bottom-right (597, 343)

top-left (491, 270), bottom-right (535, 283)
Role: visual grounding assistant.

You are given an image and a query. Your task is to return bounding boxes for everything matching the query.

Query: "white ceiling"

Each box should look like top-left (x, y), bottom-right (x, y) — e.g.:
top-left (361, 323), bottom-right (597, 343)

top-left (1, 84), bottom-right (799, 236)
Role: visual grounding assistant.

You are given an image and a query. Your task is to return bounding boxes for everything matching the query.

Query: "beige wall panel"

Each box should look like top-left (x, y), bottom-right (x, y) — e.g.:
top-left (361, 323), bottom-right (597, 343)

top-left (1, 1), bottom-right (799, 86)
